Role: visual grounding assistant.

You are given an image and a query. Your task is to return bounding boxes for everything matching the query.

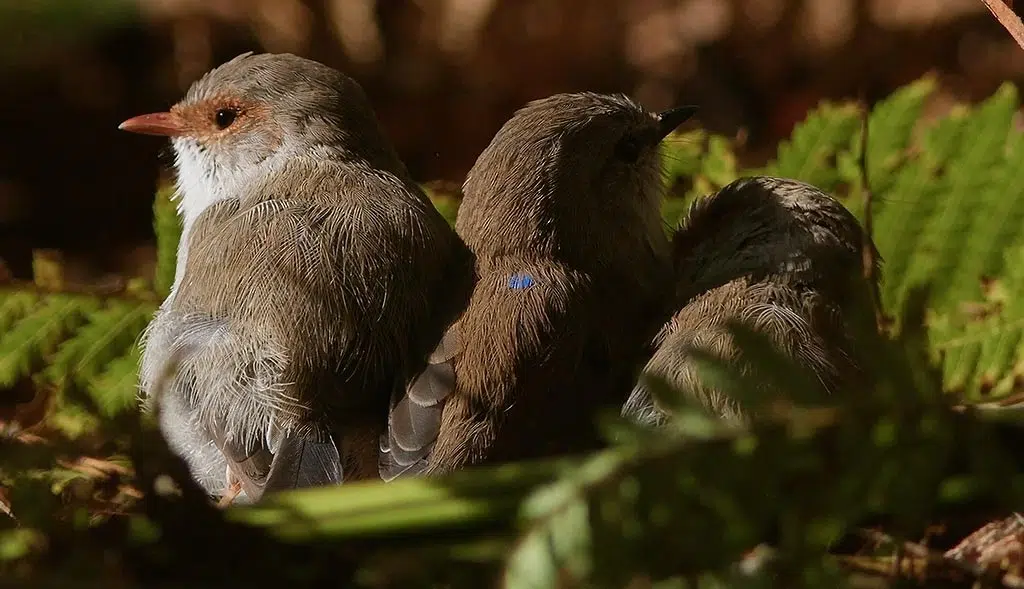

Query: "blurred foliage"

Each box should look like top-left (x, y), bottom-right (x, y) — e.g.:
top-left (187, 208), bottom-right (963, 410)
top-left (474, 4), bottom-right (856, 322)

top-left (0, 0), bottom-right (138, 62)
top-left (3, 76), bottom-right (1024, 588)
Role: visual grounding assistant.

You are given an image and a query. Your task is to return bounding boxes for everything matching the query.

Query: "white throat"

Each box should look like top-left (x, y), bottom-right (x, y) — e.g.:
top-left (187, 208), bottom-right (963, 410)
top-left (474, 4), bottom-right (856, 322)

top-left (165, 138), bottom-right (287, 300)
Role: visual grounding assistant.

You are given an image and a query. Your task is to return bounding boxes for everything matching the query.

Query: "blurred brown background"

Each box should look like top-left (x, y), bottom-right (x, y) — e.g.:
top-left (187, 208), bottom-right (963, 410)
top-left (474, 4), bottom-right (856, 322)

top-left (0, 0), bottom-right (1021, 286)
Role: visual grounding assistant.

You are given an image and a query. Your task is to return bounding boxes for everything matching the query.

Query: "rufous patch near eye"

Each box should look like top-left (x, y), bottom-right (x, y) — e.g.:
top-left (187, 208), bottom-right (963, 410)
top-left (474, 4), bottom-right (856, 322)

top-left (169, 95), bottom-right (276, 144)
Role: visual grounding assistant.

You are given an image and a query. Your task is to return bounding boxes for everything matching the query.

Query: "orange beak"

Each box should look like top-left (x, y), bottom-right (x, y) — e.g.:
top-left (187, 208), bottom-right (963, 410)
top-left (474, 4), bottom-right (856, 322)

top-left (118, 111), bottom-right (185, 137)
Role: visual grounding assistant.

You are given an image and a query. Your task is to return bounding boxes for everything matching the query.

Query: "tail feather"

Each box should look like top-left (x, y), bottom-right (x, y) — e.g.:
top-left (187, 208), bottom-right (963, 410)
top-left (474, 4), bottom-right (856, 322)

top-left (264, 434), bottom-right (342, 493)
top-left (214, 425), bottom-right (342, 502)
top-left (379, 328), bottom-right (462, 482)
top-left (378, 443), bottom-right (430, 482)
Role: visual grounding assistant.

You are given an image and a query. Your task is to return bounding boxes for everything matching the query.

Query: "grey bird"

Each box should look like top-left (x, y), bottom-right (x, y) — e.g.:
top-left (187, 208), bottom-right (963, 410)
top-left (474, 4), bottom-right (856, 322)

top-left (622, 176), bottom-right (881, 425)
top-left (119, 52), bottom-right (473, 502)
top-left (379, 93), bottom-right (697, 479)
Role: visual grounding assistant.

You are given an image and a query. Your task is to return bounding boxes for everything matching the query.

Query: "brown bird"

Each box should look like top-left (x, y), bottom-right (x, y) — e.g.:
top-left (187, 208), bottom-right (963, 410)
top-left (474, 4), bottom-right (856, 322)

top-left (120, 52), bottom-right (473, 502)
top-left (379, 93), bottom-right (697, 479)
top-left (622, 176), bottom-right (881, 425)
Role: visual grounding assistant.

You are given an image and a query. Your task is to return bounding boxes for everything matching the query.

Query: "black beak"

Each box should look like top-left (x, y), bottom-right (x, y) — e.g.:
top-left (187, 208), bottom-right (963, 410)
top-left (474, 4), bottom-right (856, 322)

top-left (656, 105), bottom-right (699, 140)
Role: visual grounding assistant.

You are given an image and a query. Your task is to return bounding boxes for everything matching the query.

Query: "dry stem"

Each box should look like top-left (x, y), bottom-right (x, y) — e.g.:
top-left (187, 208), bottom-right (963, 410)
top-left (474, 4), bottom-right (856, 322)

top-left (981, 0), bottom-right (1024, 51)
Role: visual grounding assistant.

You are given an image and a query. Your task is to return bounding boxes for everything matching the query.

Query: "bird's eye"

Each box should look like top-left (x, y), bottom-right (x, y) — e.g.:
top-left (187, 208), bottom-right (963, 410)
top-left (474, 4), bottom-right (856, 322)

top-left (214, 108), bottom-right (238, 130)
top-left (614, 134), bottom-right (643, 163)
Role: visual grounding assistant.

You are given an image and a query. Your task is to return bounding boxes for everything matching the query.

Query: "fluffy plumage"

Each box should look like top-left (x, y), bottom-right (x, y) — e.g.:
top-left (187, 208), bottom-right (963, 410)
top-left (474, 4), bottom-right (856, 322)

top-left (379, 93), bottom-right (695, 479)
top-left (622, 176), bottom-right (881, 425)
top-left (130, 53), bottom-right (473, 501)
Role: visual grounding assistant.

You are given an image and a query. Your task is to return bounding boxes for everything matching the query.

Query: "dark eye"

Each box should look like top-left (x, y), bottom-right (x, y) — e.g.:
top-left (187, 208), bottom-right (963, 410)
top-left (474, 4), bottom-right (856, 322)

top-left (614, 134), bottom-right (643, 163)
top-left (214, 108), bottom-right (238, 129)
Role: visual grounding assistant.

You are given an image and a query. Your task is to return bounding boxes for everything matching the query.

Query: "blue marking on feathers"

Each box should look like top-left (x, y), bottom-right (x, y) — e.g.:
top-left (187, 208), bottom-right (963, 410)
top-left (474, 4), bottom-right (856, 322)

top-left (508, 273), bottom-right (535, 290)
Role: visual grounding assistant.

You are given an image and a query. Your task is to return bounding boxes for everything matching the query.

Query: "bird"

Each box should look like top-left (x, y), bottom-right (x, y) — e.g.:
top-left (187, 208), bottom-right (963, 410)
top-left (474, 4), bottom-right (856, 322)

top-left (378, 92), bottom-right (698, 479)
top-left (119, 52), bottom-right (474, 502)
top-left (621, 176), bottom-right (881, 425)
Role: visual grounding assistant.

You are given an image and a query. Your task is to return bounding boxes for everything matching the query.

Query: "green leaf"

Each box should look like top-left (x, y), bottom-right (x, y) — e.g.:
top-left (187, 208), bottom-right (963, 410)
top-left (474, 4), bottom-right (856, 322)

top-left (702, 135), bottom-right (739, 188)
top-left (505, 452), bottom-right (622, 589)
top-left (0, 529), bottom-right (45, 562)
top-left (421, 184), bottom-right (461, 227)
top-left (230, 458), bottom-right (571, 541)
top-left (153, 183), bottom-right (181, 298)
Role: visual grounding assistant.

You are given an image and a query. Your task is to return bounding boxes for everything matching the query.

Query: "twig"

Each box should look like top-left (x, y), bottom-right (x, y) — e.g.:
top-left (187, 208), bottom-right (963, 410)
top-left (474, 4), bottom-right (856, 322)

top-left (857, 528), bottom-right (1024, 588)
top-left (856, 97), bottom-right (886, 331)
top-left (838, 554), bottom-right (935, 581)
top-left (892, 544), bottom-right (905, 579)
top-left (0, 485), bottom-right (15, 523)
top-left (982, 0), bottom-right (1024, 51)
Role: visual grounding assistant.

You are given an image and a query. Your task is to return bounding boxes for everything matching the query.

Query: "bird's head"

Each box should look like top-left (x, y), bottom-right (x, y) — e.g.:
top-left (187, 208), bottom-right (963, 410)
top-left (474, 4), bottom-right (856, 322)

top-left (673, 176), bottom-right (878, 302)
top-left (458, 91), bottom-right (696, 268)
top-left (119, 52), bottom-right (399, 221)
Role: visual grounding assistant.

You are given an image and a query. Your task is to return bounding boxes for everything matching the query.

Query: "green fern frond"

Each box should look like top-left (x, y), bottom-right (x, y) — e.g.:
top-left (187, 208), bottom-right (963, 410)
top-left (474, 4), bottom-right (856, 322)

top-left (504, 453), bottom-right (616, 587)
top-left (87, 345), bottom-right (143, 417)
top-left (701, 135), bottom-right (740, 187)
top-left (874, 103), bottom-right (979, 317)
top-left (660, 129), bottom-right (706, 187)
top-left (0, 290), bottom-right (39, 333)
top-left (952, 114), bottom-right (1024, 302)
top-left (933, 245), bottom-right (1024, 398)
top-left (153, 183), bottom-right (181, 299)
top-left (984, 246), bottom-right (1024, 394)
top-left (683, 134), bottom-right (740, 201)
top-left (767, 101), bottom-right (861, 193)
top-left (794, 80), bottom-right (1024, 398)
top-left (0, 294), bottom-right (100, 388)
top-left (43, 300), bottom-right (154, 394)
top-left (837, 76), bottom-right (937, 219)
top-left (977, 132), bottom-right (1024, 278)
top-left (932, 312), bottom-right (987, 395)
top-left (866, 75), bottom-right (936, 196)
top-left (872, 161), bottom-right (945, 316)
top-left (660, 131), bottom-right (740, 229)
top-left (925, 84), bottom-right (1018, 310)
top-left (420, 184), bottom-right (461, 227)
top-left (31, 298), bottom-right (153, 434)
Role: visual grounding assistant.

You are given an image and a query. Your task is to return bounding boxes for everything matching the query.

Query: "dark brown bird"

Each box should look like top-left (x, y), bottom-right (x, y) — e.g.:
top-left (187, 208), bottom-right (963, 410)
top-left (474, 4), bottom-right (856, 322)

top-left (120, 53), bottom-right (473, 502)
top-left (622, 176), bottom-right (880, 425)
top-left (379, 93), bottom-right (697, 479)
